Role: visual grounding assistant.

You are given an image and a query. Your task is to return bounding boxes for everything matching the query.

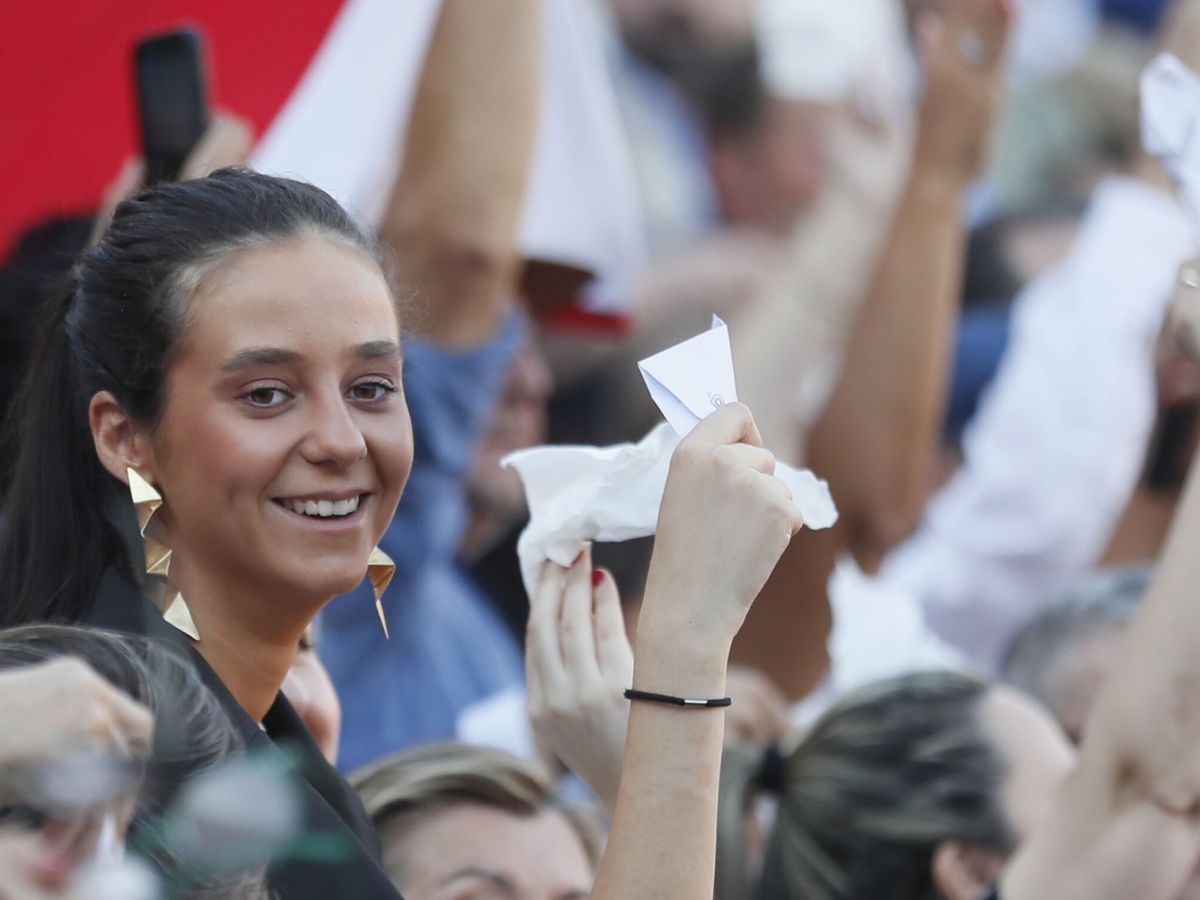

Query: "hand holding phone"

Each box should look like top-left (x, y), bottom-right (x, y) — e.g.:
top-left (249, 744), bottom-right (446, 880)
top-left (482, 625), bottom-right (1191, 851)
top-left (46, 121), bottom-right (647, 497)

top-left (134, 29), bottom-right (210, 185)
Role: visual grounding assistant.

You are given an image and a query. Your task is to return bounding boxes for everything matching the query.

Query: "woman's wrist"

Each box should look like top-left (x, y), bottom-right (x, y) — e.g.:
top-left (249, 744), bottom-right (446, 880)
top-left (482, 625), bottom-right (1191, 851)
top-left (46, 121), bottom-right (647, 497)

top-left (632, 622), bottom-right (731, 700)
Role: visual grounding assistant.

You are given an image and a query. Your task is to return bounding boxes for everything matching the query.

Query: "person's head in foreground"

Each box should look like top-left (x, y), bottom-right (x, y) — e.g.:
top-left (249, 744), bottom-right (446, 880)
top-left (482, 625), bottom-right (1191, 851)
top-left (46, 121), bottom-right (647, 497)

top-left (0, 624), bottom-right (267, 898)
top-left (0, 165), bottom-right (413, 657)
top-left (1000, 566), bottom-right (1149, 743)
top-left (351, 743), bottom-right (600, 900)
top-left (717, 671), bottom-right (1075, 900)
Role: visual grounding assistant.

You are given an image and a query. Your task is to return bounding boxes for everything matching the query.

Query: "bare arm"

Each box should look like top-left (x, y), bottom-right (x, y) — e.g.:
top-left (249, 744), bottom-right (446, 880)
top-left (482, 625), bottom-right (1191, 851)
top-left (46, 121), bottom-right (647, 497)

top-left (806, 0), bottom-right (1012, 571)
top-left (380, 0), bottom-right (539, 347)
top-left (1001, 436), bottom-right (1200, 900)
top-left (523, 405), bottom-right (804, 899)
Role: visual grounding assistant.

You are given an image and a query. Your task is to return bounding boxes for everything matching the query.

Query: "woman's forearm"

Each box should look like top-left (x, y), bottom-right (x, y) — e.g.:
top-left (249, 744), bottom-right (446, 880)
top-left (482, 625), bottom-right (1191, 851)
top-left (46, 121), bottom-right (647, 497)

top-left (591, 632), bottom-right (729, 899)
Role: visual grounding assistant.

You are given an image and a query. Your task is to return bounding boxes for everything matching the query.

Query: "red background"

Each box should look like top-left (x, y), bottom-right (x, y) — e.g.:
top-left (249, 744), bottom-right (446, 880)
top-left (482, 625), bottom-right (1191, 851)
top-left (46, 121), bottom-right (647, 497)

top-left (0, 0), bottom-right (347, 261)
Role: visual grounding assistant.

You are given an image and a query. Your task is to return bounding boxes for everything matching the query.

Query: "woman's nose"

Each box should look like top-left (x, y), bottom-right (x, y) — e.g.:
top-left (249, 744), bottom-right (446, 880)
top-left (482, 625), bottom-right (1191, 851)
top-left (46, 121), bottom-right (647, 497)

top-left (300, 397), bottom-right (367, 467)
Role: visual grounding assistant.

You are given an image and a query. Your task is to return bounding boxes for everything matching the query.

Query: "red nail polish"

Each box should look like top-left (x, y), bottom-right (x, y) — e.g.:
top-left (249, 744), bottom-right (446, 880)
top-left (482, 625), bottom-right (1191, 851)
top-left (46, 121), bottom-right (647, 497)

top-left (592, 569), bottom-right (604, 587)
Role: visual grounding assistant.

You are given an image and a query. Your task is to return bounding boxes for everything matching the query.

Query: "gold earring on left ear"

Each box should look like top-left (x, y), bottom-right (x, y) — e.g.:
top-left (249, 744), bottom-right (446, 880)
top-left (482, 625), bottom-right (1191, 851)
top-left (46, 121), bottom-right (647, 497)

top-left (126, 468), bottom-right (200, 642)
top-left (367, 547), bottom-right (395, 639)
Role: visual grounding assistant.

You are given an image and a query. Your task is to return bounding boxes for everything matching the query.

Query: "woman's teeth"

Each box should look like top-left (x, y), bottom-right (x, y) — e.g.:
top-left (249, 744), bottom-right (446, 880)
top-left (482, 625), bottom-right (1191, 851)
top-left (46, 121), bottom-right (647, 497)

top-left (287, 496), bottom-right (360, 518)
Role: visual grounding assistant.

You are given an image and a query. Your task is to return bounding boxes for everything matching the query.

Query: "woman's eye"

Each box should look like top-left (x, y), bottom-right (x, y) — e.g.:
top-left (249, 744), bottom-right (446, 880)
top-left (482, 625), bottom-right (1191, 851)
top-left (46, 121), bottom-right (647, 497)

top-left (244, 386), bottom-right (291, 408)
top-left (348, 381), bottom-right (395, 402)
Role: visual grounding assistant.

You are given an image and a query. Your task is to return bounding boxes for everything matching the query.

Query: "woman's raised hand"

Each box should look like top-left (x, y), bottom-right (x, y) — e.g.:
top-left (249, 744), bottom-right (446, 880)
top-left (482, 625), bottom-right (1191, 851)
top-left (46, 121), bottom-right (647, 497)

top-left (640, 402), bottom-right (805, 659)
top-left (527, 553), bottom-right (633, 816)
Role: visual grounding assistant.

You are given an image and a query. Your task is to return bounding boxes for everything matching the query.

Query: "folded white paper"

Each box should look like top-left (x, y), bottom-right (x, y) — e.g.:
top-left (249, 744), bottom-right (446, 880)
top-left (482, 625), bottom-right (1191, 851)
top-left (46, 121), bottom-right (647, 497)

top-left (505, 317), bottom-right (839, 598)
top-left (1142, 53), bottom-right (1200, 229)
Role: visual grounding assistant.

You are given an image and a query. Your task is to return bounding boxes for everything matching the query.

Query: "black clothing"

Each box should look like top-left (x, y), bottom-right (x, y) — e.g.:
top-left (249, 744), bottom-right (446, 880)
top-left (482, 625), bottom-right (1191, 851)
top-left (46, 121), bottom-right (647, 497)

top-left (85, 567), bottom-right (403, 899)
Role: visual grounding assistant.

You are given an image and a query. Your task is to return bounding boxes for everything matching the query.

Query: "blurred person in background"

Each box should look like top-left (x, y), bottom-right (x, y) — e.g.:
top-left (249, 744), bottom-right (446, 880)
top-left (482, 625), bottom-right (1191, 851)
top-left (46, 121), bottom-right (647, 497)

top-left (1000, 567), bottom-right (1150, 743)
top-left (717, 672), bottom-right (1071, 900)
top-left (0, 625), bottom-right (270, 899)
top-left (726, 0), bottom-right (1013, 698)
top-left (351, 743), bottom-right (600, 899)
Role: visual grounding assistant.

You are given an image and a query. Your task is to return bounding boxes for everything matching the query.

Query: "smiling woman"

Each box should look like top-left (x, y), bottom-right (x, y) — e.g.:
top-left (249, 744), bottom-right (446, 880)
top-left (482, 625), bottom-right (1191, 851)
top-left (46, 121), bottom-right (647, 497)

top-left (0, 167), bottom-right (413, 898)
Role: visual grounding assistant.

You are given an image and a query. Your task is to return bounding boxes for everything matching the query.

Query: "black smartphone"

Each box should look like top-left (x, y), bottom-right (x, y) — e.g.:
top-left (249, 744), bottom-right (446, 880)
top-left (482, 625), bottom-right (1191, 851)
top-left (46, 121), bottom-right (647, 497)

top-left (134, 29), bottom-right (209, 185)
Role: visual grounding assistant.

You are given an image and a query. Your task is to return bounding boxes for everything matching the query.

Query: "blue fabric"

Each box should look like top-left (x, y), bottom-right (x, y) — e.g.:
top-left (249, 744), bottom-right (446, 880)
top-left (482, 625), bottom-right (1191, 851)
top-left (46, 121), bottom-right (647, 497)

top-left (1101, 0), bottom-right (1169, 32)
top-left (321, 314), bottom-right (526, 773)
top-left (945, 304), bottom-right (1012, 443)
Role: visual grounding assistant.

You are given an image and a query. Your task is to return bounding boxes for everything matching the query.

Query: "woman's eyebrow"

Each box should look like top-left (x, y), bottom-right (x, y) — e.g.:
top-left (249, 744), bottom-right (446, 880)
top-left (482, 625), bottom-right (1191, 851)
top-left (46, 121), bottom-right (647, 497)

top-left (220, 347), bottom-right (303, 372)
top-left (356, 340), bottom-right (403, 360)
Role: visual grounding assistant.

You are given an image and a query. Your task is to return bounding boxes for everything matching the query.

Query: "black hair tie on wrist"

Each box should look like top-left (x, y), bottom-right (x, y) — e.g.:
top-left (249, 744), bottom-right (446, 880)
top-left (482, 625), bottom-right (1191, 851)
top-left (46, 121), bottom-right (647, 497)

top-left (624, 688), bottom-right (732, 708)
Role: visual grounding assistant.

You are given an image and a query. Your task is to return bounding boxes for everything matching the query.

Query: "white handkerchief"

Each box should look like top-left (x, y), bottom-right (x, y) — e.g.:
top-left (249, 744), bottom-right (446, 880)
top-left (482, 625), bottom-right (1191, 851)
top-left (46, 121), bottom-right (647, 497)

top-left (505, 318), bottom-right (839, 598)
top-left (1142, 53), bottom-right (1200, 227)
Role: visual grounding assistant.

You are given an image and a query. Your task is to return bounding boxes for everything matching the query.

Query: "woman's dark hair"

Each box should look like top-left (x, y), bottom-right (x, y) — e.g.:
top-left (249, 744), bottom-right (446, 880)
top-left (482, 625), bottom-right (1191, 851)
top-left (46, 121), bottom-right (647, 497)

top-left (0, 168), bottom-right (381, 627)
top-left (716, 671), bottom-right (1015, 900)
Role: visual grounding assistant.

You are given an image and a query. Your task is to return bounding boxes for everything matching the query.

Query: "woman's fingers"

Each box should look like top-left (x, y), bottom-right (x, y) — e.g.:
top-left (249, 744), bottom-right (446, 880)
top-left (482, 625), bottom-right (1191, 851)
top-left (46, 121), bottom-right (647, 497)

top-left (560, 548), bottom-right (602, 684)
top-left (527, 561), bottom-right (571, 696)
top-left (592, 569), bottom-right (634, 684)
top-left (713, 443), bottom-right (776, 477)
top-left (689, 402), bottom-right (763, 449)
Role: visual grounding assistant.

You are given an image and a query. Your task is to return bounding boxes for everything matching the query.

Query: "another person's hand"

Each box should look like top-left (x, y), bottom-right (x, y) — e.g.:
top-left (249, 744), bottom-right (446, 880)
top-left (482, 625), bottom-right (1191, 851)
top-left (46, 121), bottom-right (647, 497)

top-left (94, 112), bottom-right (254, 240)
top-left (527, 554), bottom-right (633, 816)
top-left (0, 659), bottom-right (153, 798)
top-left (177, 114), bottom-right (253, 181)
top-left (724, 666), bottom-right (792, 745)
top-left (912, 0), bottom-right (1014, 185)
top-left (640, 403), bottom-right (805, 658)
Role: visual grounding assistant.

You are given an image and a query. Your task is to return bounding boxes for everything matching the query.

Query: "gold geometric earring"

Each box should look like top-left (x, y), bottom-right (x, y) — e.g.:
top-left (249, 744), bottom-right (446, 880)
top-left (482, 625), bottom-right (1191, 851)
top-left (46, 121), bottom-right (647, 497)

top-left (127, 468), bottom-right (200, 642)
top-left (367, 547), bottom-right (395, 639)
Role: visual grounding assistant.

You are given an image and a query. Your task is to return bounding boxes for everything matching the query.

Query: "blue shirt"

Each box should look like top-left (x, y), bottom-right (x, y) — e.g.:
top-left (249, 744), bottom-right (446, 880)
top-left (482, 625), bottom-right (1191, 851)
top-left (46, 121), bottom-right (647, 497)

top-left (321, 314), bottom-right (526, 773)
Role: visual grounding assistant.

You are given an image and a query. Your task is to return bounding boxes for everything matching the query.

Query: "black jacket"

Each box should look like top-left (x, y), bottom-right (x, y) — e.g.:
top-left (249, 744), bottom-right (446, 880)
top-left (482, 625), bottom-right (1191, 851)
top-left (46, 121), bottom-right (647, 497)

top-left (85, 567), bottom-right (403, 899)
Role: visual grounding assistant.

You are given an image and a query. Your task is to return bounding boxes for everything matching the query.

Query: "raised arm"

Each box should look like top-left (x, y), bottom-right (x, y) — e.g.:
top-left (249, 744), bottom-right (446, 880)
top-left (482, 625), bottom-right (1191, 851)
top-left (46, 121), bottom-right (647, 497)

top-left (379, 0), bottom-right (539, 347)
top-left (525, 405), bottom-right (804, 898)
top-left (806, 0), bottom-right (1012, 570)
top-left (1001, 431), bottom-right (1200, 900)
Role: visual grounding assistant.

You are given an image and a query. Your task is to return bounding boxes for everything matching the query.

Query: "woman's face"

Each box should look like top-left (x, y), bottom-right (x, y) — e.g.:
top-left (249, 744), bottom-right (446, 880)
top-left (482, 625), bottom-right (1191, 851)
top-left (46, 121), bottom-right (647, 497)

top-left (145, 235), bottom-right (413, 612)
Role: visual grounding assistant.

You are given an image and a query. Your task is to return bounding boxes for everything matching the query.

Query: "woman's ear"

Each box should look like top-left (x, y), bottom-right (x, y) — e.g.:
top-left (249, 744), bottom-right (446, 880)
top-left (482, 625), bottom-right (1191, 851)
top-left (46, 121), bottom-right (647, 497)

top-left (88, 391), bottom-right (155, 484)
top-left (931, 840), bottom-right (1004, 900)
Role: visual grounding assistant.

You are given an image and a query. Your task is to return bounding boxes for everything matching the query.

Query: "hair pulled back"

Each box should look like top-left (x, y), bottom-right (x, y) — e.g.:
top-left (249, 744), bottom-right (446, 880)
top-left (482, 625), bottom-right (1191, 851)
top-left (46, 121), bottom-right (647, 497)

top-left (0, 168), bottom-right (379, 626)
top-left (716, 671), bottom-right (1014, 900)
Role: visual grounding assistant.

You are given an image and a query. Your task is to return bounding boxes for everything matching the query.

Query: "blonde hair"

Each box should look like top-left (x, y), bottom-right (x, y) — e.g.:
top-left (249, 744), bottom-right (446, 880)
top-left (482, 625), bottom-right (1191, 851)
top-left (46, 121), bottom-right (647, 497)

top-left (350, 743), bottom-right (603, 880)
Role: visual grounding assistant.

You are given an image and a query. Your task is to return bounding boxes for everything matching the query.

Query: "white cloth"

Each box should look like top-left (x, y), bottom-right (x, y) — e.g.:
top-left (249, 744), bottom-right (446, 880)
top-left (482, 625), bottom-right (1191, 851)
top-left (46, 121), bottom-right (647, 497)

top-left (252, 0), bottom-right (645, 309)
top-left (755, 0), bottom-right (913, 119)
top-left (1142, 53), bottom-right (1200, 232)
top-left (506, 317), bottom-right (838, 598)
top-left (881, 176), bottom-right (1194, 671)
top-left (250, 0), bottom-right (440, 229)
top-left (791, 556), bottom-right (970, 728)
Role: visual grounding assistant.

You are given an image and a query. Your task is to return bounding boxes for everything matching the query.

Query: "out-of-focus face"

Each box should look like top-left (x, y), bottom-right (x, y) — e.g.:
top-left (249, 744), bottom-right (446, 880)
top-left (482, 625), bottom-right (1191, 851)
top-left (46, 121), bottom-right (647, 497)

top-left (1042, 626), bottom-right (1126, 744)
top-left (982, 686), bottom-right (1076, 843)
top-left (608, 0), bottom-right (754, 51)
top-left (382, 804), bottom-right (594, 900)
top-left (711, 97), bottom-right (829, 234)
top-left (282, 628), bottom-right (343, 766)
top-left (465, 341), bottom-right (553, 525)
top-left (146, 236), bottom-right (413, 619)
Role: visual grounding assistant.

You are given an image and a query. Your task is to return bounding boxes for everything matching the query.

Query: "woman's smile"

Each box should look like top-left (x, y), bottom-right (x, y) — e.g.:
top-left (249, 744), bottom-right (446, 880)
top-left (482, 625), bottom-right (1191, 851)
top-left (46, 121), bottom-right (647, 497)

top-left (271, 492), bottom-right (372, 530)
top-left (143, 235), bottom-right (414, 608)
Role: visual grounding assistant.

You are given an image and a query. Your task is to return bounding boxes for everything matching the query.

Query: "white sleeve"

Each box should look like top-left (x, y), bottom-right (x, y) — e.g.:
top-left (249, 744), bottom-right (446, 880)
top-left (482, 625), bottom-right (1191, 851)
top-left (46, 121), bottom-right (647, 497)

top-left (880, 177), bottom-right (1194, 670)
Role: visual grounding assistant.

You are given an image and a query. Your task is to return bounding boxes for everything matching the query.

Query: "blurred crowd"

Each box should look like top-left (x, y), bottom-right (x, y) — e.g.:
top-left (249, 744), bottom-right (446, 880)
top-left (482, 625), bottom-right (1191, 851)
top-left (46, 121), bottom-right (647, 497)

top-left (4, 0), bottom-right (1200, 897)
